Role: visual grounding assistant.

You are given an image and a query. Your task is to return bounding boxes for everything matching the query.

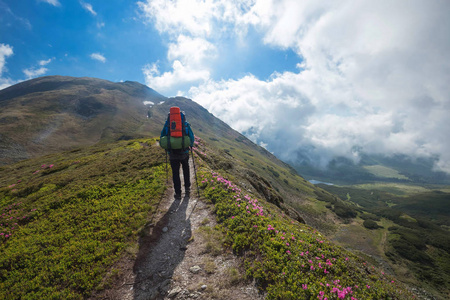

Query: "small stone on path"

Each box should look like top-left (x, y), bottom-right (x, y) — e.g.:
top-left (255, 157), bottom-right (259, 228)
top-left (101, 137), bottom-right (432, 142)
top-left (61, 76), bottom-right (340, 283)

top-left (168, 286), bottom-right (182, 298)
top-left (162, 227), bottom-right (168, 233)
top-left (189, 265), bottom-right (201, 274)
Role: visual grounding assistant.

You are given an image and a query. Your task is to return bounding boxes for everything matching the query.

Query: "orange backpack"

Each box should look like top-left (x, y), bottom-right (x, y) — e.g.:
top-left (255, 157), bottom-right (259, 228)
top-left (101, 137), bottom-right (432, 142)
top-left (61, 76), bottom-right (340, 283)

top-left (160, 106), bottom-right (191, 150)
top-left (169, 106), bottom-right (183, 137)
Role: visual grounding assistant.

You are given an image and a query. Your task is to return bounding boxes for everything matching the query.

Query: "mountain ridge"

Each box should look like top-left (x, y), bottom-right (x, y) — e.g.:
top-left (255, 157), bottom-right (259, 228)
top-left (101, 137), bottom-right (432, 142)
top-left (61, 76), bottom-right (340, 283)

top-left (0, 76), bottom-right (165, 164)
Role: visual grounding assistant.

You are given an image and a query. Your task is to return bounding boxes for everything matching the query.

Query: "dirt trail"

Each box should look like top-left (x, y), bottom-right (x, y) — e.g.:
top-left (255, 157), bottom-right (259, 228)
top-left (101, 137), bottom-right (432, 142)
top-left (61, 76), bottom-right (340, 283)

top-left (95, 157), bottom-right (264, 300)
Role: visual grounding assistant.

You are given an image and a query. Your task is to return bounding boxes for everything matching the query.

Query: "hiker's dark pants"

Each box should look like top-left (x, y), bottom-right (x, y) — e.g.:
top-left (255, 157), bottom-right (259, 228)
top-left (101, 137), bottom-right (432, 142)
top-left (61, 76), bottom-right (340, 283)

top-left (170, 156), bottom-right (190, 195)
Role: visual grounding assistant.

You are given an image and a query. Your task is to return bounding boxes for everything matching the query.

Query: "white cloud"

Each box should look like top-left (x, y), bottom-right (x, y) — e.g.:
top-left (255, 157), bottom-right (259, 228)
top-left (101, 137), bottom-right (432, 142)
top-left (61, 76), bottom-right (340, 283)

top-left (90, 53), bottom-right (106, 63)
top-left (138, 0), bottom-right (215, 37)
top-left (0, 78), bottom-right (15, 90)
top-left (80, 1), bottom-right (97, 16)
top-left (143, 60), bottom-right (210, 95)
top-left (21, 57), bottom-right (54, 80)
top-left (168, 35), bottom-right (217, 67)
top-left (41, 0), bottom-right (61, 6)
top-left (0, 43), bottom-right (14, 76)
top-left (39, 58), bottom-right (53, 66)
top-left (139, 0), bottom-right (450, 173)
top-left (137, 0), bottom-right (253, 38)
top-left (0, 43), bottom-right (15, 89)
top-left (23, 67), bottom-right (48, 79)
top-left (142, 35), bottom-right (216, 94)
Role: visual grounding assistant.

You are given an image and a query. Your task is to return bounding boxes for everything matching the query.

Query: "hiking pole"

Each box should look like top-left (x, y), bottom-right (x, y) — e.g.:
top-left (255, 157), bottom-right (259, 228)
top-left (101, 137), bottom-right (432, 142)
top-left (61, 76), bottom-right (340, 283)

top-left (165, 151), bottom-right (168, 184)
top-left (190, 148), bottom-right (200, 198)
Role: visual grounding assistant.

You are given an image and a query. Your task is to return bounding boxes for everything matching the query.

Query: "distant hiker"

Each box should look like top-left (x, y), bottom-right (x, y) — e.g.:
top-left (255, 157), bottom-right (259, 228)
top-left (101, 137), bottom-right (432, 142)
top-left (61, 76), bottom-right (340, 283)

top-left (160, 106), bottom-right (195, 200)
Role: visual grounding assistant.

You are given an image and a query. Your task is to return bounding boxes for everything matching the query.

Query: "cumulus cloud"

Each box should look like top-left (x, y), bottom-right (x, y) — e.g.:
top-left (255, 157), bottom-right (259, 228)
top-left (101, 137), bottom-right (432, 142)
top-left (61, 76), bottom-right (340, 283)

top-left (90, 53), bottom-right (106, 63)
top-left (80, 1), bottom-right (97, 16)
top-left (22, 57), bottom-right (53, 79)
top-left (140, 0), bottom-right (450, 173)
top-left (0, 43), bottom-right (13, 75)
top-left (138, 0), bottom-right (217, 37)
top-left (23, 67), bottom-right (48, 79)
top-left (142, 35), bottom-right (216, 94)
top-left (138, 0), bottom-right (248, 94)
top-left (0, 43), bottom-right (15, 89)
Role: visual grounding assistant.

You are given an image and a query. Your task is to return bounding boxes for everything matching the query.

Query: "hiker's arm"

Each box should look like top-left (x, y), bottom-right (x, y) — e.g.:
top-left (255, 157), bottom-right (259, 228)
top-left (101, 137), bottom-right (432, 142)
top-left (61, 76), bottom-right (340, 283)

top-left (187, 123), bottom-right (195, 147)
top-left (160, 120), bottom-right (169, 138)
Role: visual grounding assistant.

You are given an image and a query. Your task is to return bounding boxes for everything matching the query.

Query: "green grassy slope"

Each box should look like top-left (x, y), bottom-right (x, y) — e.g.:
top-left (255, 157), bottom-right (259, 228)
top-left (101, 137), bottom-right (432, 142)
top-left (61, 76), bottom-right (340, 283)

top-left (0, 136), bottom-right (416, 299)
top-left (0, 139), bottom-right (166, 299)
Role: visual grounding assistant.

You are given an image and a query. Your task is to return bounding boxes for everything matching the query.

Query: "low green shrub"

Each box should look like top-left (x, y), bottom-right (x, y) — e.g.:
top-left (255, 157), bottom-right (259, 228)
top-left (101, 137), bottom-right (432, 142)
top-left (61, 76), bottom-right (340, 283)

top-left (363, 219), bottom-right (380, 230)
top-left (333, 203), bottom-right (358, 219)
top-left (360, 213), bottom-right (381, 221)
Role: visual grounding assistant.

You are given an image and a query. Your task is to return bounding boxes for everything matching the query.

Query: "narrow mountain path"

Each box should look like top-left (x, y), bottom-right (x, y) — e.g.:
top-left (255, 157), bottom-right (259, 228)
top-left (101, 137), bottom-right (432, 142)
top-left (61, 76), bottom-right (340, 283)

top-left (93, 157), bottom-right (264, 300)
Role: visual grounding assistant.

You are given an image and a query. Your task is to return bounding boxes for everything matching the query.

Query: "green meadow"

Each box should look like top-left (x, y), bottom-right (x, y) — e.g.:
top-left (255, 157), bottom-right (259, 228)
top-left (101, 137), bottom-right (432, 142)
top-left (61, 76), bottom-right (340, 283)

top-left (0, 139), bottom-right (166, 299)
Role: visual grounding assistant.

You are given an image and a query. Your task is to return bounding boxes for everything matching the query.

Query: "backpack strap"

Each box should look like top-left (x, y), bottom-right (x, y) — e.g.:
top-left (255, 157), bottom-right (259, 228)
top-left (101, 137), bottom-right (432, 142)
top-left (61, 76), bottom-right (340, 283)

top-left (181, 112), bottom-right (186, 151)
top-left (166, 113), bottom-right (171, 151)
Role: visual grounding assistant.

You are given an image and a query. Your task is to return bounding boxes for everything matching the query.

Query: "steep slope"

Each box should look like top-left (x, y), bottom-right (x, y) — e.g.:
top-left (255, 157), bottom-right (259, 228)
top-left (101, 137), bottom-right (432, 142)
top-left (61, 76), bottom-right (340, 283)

top-left (0, 76), bottom-right (165, 164)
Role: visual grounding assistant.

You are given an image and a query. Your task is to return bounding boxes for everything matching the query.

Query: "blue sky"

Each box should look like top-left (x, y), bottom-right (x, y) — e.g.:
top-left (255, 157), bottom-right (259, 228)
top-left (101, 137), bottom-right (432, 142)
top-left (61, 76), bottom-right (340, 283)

top-left (2, 0), bottom-right (450, 174)
top-left (1, 0), bottom-right (176, 83)
top-left (0, 0), bottom-right (298, 85)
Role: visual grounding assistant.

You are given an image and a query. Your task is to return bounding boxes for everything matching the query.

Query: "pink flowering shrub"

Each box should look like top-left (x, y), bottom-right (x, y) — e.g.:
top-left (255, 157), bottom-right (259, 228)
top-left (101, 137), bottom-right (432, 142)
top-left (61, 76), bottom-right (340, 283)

top-left (197, 167), bottom-right (413, 300)
top-left (0, 202), bottom-right (37, 242)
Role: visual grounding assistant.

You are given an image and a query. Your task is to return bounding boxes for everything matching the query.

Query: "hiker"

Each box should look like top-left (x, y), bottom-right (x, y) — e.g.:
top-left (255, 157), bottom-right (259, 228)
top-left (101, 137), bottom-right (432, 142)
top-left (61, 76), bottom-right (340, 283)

top-left (160, 106), bottom-right (195, 200)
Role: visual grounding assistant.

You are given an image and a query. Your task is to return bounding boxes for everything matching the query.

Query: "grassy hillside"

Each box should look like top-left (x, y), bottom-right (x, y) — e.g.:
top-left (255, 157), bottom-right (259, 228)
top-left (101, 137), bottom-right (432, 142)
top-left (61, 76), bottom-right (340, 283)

top-left (0, 139), bottom-right (166, 299)
top-left (0, 136), bottom-right (417, 299)
top-left (0, 76), bottom-right (165, 164)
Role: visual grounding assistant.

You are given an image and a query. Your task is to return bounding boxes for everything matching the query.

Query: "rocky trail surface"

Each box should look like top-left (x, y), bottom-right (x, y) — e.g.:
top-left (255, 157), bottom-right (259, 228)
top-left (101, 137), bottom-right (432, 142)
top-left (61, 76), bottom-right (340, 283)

top-left (92, 158), bottom-right (264, 300)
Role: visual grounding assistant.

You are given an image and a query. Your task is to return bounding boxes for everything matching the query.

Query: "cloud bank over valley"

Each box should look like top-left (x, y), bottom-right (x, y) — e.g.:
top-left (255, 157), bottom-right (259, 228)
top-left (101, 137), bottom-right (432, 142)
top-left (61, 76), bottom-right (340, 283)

top-left (140, 0), bottom-right (450, 173)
